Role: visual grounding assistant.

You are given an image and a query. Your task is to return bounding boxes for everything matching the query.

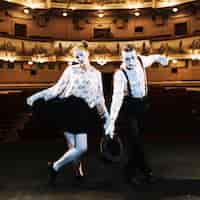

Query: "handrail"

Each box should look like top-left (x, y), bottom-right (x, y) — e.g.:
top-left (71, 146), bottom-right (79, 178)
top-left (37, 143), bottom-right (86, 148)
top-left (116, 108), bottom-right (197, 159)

top-left (0, 32), bottom-right (199, 43)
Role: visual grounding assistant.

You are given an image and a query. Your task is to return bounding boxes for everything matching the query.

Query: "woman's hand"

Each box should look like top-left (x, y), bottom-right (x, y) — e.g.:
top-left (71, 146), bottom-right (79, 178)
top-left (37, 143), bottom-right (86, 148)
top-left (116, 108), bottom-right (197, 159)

top-left (26, 96), bottom-right (34, 106)
top-left (27, 96), bottom-right (38, 106)
top-left (105, 120), bottom-right (115, 139)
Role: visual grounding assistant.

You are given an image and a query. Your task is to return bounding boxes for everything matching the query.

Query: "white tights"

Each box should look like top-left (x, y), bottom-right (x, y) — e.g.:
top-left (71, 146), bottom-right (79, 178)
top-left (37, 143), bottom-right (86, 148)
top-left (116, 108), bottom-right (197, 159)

top-left (53, 132), bottom-right (87, 172)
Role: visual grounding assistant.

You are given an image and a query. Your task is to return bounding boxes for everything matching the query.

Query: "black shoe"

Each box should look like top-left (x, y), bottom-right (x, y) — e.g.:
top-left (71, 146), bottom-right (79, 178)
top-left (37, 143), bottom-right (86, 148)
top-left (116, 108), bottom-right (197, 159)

top-left (125, 174), bottom-right (143, 186)
top-left (129, 176), bottom-right (143, 185)
top-left (76, 174), bottom-right (85, 180)
top-left (74, 175), bottom-right (86, 184)
top-left (142, 172), bottom-right (158, 184)
top-left (48, 162), bottom-right (58, 186)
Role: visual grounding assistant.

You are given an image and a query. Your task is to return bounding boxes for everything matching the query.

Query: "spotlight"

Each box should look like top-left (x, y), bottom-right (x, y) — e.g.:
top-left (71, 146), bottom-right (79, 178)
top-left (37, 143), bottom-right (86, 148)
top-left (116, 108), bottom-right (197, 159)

top-left (28, 61), bottom-right (33, 65)
top-left (134, 11), bottom-right (140, 17)
top-left (23, 8), bottom-right (30, 14)
top-left (62, 11), bottom-right (68, 17)
top-left (172, 7), bottom-right (178, 13)
top-left (98, 12), bottom-right (104, 18)
top-left (172, 59), bottom-right (177, 64)
top-left (96, 59), bottom-right (108, 66)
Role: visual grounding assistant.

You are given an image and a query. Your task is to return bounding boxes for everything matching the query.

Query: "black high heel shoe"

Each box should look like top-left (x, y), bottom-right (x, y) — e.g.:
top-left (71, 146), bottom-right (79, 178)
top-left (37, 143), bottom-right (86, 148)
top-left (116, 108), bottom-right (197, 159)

top-left (48, 161), bottom-right (58, 186)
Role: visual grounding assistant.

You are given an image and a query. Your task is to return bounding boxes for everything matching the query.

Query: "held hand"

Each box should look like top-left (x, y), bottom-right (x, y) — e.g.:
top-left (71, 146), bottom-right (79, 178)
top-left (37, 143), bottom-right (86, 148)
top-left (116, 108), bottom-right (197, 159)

top-left (108, 131), bottom-right (115, 139)
top-left (158, 55), bottom-right (168, 66)
top-left (102, 112), bottom-right (110, 130)
top-left (103, 117), bottom-right (110, 132)
top-left (105, 121), bottom-right (115, 139)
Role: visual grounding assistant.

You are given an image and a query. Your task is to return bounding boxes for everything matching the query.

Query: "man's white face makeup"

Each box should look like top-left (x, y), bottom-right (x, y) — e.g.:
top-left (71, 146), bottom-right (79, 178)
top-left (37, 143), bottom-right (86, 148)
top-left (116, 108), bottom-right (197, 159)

top-left (122, 50), bottom-right (137, 69)
top-left (74, 49), bottom-right (88, 65)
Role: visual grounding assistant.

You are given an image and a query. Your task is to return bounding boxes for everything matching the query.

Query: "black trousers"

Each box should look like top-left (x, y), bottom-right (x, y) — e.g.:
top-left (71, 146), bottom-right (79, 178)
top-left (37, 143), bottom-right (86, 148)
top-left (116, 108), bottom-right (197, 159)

top-left (120, 96), bottom-right (152, 177)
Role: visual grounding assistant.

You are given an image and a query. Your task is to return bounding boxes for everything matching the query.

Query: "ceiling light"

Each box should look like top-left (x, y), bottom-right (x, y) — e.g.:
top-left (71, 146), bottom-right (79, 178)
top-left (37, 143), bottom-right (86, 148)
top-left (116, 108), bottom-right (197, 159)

top-left (98, 12), bottom-right (104, 18)
top-left (172, 59), bottom-right (177, 64)
top-left (62, 11), bottom-right (68, 17)
top-left (134, 11), bottom-right (140, 17)
top-left (172, 7), bottom-right (178, 13)
top-left (96, 59), bottom-right (108, 66)
top-left (23, 8), bottom-right (30, 14)
top-left (28, 61), bottom-right (33, 65)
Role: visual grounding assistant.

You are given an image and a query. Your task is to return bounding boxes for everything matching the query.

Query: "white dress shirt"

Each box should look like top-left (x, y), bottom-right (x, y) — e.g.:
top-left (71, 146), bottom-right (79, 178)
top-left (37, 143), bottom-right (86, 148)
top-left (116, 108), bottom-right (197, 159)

top-left (110, 54), bottom-right (161, 123)
top-left (27, 64), bottom-right (108, 117)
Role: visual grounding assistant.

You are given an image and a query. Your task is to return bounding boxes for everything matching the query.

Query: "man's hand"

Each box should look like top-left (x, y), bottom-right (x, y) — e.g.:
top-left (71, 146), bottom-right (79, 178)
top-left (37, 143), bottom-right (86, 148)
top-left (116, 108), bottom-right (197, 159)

top-left (105, 120), bottom-right (115, 139)
top-left (158, 55), bottom-right (168, 66)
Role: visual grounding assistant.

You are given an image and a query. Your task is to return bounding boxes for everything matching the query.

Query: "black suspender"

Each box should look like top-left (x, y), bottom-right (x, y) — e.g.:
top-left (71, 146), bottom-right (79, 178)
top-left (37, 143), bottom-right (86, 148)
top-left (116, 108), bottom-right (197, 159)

top-left (121, 69), bottom-right (132, 97)
top-left (121, 56), bottom-right (147, 97)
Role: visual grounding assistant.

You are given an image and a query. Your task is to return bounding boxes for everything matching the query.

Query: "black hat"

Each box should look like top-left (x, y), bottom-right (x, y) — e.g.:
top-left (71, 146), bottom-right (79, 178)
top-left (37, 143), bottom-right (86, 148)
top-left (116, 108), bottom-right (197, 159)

top-left (100, 135), bottom-right (124, 163)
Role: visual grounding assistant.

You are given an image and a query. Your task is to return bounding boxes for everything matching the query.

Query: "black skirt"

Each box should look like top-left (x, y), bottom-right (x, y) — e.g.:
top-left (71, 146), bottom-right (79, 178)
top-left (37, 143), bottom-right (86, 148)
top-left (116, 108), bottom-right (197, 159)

top-left (31, 95), bottom-right (102, 134)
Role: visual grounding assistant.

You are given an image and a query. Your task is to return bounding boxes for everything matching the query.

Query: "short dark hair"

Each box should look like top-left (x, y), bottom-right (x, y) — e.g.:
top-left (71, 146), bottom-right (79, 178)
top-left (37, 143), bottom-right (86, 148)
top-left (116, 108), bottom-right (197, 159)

top-left (122, 44), bottom-right (135, 52)
top-left (79, 40), bottom-right (88, 49)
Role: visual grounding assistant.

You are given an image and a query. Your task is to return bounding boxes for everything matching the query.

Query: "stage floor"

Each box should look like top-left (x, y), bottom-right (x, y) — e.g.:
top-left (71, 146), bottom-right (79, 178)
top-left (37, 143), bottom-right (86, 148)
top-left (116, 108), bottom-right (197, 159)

top-left (0, 139), bottom-right (200, 200)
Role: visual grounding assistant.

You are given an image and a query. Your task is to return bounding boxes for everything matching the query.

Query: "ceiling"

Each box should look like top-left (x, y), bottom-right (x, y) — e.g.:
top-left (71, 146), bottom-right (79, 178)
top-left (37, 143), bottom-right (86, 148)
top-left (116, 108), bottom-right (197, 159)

top-left (1, 0), bottom-right (199, 10)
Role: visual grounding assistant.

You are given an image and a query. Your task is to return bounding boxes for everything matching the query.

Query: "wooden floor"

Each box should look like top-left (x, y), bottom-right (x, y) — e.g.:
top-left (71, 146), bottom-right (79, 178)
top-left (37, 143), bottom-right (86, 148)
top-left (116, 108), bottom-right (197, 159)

top-left (0, 140), bottom-right (200, 200)
top-left (0, 85), bottom-right (200, 199)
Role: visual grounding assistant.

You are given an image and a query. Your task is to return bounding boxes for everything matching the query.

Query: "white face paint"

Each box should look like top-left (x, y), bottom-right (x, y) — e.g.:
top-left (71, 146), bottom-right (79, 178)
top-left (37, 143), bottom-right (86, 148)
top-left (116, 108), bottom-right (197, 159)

top-left (122, 50), bottom-right (137, 69)
top-left (74, 49), bottom-right (89, 65)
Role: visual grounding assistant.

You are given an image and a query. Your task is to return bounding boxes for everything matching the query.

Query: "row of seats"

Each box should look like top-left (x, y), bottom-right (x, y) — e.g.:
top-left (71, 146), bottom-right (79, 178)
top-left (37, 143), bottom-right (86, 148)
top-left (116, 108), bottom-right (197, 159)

top-left (0, 87), bottom-right (199, 142)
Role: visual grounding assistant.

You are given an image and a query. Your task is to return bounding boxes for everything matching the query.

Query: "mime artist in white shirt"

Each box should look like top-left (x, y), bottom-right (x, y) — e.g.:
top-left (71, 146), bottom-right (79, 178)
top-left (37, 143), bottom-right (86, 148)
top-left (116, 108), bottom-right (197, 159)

top-left (105, 44), bottom-right (168, 185)
top-left (27, 41), bottom-right (109, 186)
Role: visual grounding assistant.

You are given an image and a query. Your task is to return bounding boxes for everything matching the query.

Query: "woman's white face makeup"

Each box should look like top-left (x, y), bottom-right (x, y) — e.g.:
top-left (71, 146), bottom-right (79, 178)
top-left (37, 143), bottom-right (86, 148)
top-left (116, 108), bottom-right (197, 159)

top-left (122, 50), bottom-right (137, 69)
top-left (74, 49), bottom-right (88, 65)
